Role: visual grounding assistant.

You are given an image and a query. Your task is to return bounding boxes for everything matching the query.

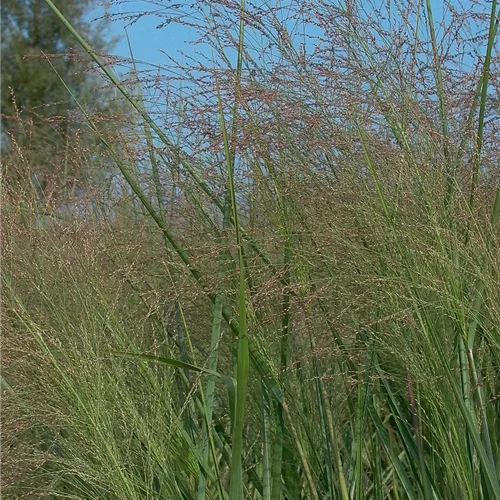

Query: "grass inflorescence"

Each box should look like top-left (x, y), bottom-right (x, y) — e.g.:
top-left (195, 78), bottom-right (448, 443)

top-left (2, 0), bottom-right (500, 498)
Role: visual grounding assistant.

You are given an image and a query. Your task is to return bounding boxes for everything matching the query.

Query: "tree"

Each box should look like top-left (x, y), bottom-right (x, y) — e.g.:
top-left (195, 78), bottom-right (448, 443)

top-left (1, 0), bottom-right (117, 199)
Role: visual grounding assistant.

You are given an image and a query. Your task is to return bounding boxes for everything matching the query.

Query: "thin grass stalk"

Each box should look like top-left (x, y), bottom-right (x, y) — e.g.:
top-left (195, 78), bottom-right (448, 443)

top-left (184, 362), bottom-right (265, 496)
top-left (405, 368), bottom-right (431, 500)
top-left (308, 333), bottom-right (350, 500)
top-left (408, 0), bottom-right (423, 119)
top-left (382, 368), bottom-right (440, 496)
top-left (467, 349), bottom-right (496, 469)
top-left (198, 193), bottom-right (231, 500)
top-left (370, 406), bottom-right (418, 500)
top-left (354, 377), bottom-right (364, 500)
top-left (467, 0), bottom-right (499, 217)
top-left (458, 336), bottom-right (477, 489)
top-left (425, 0), bottom-right (450, 164)
top-left (270, 402), bottom-right (284, 500)
top-left (370, 423), bottom-right (383, 499)
top-left (278, 187), bottom-right (299, 498)
top-left (214, 2), bottom-right (249, 497)
top-left (270, 319), bottom-right (287, 500)
top-left (342, 16), bottom-right (412, 154)
top-left (280, 234), bottom-right (291, 389)
top-left (282, 401), bottom-right (320, 500)
top-left (311, 341), bottom-right (337, 500)
top-left (291, 230), bottom-right (353, 497)
top-left (454, 9), bottom-right (498, 180)
top-left (467, 181), bottom-right (500, 351)
top-left (127, 41), bottom-right (166, 218)
top-left (329, 405), bottom-right (350, 500)
top-left (174, 300), bottom-right (224, 497)
top-left (164, 303), bottom-right (227, 500)
top-left (262, 385), bottom-right (273, 500)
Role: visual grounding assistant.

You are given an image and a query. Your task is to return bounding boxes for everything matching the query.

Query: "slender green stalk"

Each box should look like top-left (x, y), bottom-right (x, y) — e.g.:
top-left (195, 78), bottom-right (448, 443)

top-left (468, 0), bottom-right (499, 216)
top-left (354, 377), bottom-right (364, 500)
top-left (198, 193), bottom-right (230, 500)
top-left (283, 401), bottom-right (320, 500)
top-left (309, 333), bottom-right (349, 500)
top-left (214, 2), bottom-right (249, 497)
top-left (270, 404), bottom-right (284, 500)
top-left (262, 385), bottom-right (273, 500)
top-left (425, 0), bottom-right (450, 164)
top-left (312, 344), bottom-right (337, 500)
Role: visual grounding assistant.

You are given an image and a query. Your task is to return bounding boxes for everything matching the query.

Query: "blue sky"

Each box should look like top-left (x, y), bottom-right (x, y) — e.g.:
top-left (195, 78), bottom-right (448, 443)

top-left (103, 1), bottom-right (199, 68)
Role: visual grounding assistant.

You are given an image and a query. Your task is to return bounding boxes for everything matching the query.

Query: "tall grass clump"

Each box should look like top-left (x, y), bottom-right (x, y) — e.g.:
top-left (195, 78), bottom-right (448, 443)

top-left (2, 0), bottom-right (500, 498)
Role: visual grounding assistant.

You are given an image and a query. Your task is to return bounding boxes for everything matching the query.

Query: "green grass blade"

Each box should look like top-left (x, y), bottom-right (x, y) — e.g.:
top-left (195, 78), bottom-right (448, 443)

top-left (111, 352), bottom-right (223, 377)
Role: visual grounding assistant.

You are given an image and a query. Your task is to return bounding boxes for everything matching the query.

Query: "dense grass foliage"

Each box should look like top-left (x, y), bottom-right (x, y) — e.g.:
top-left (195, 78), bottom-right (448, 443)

top-left (2, 1), bottom-right (500, 498)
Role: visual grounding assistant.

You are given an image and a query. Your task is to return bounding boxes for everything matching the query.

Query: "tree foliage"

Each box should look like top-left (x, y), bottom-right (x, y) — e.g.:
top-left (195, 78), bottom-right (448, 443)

top-left (1, 0), bottom-right (112, 126)
top-left (1, 0), bottom-right (116, 198)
